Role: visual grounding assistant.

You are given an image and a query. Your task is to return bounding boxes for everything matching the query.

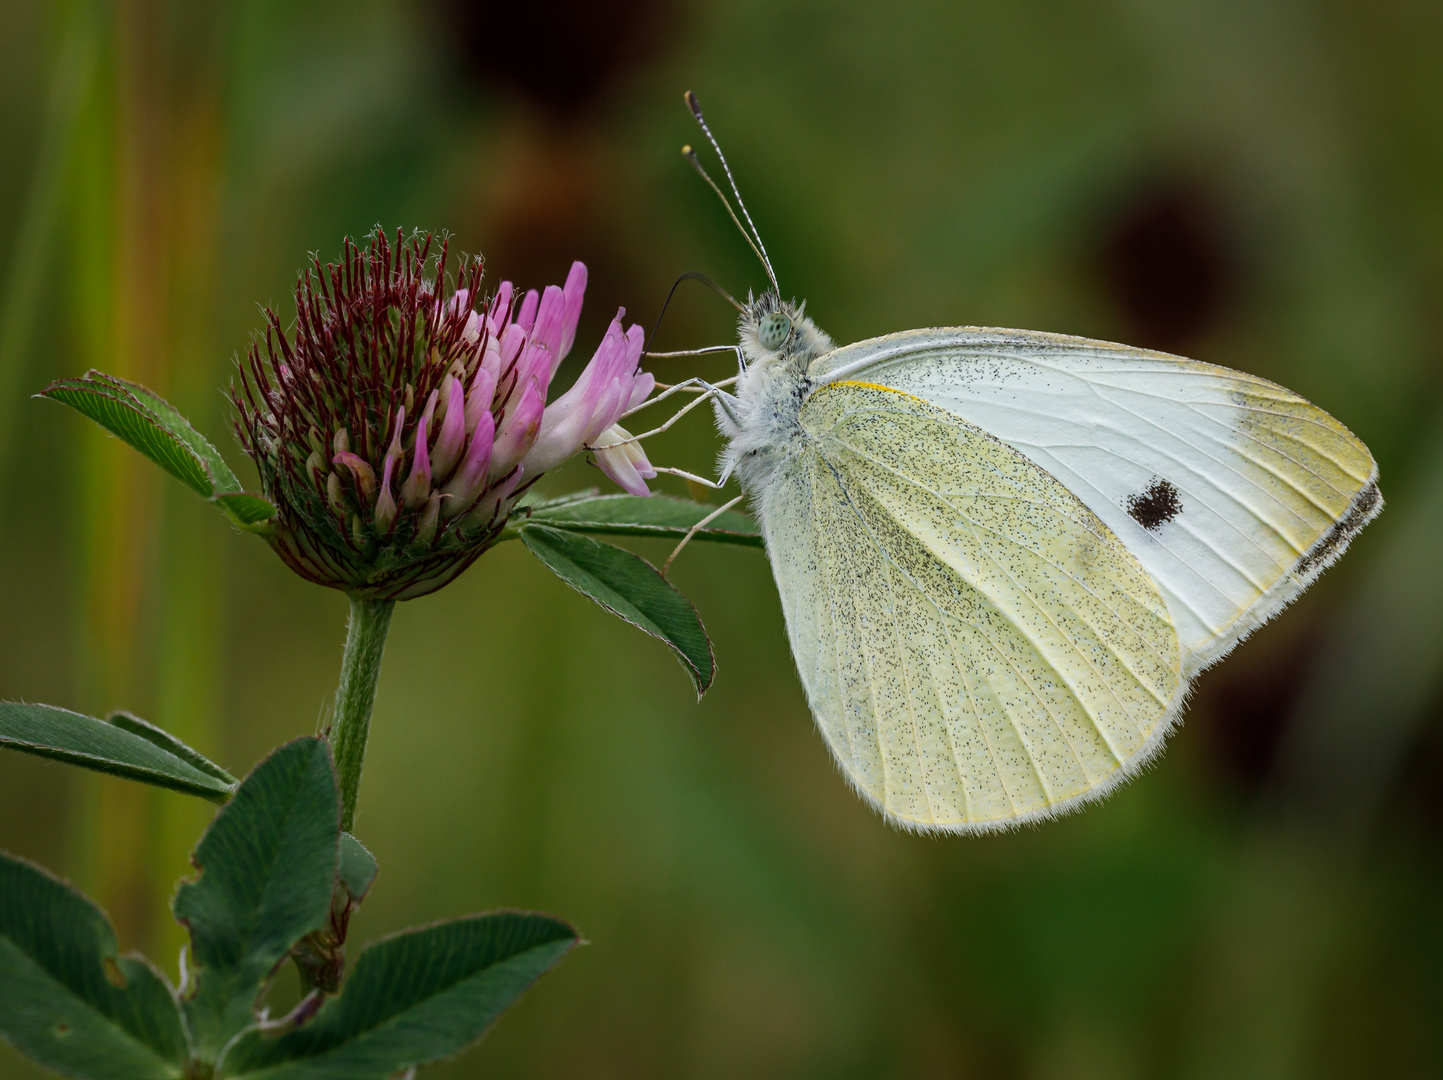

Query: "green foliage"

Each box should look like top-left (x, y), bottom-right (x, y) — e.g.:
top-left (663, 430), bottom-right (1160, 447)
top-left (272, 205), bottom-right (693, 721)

top-left (337, 833), bottom-right (377, 906)
top-left (0, 702), bottom-right (234, 802)
top-left (519, 523), bottom-right (716, 695)
top-left (0, 853), bottom-right (187, 1080)
top-left (39, 370), bottom-right (275, 532)
top-left (174, 738), bottom-right (340, 1059)
top-left (108, 711), bottom-right (238, 788)
top-left (220, 912), bottom-right (578, 1078)
top-left (0, 732), bottom-right (574, 1078)
top-left (526, 493), bottom-right (763, 546)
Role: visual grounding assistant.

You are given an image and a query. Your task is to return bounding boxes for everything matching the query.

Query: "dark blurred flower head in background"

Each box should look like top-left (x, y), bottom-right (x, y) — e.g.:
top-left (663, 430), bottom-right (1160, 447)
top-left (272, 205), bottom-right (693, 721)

top-left (234, 229), bottom-right (655, 600)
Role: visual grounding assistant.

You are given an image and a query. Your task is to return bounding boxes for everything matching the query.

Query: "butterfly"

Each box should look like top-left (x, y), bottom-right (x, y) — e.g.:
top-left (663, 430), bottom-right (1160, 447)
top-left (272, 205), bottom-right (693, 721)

top-left (668, 92), bottom-right (1381, 833)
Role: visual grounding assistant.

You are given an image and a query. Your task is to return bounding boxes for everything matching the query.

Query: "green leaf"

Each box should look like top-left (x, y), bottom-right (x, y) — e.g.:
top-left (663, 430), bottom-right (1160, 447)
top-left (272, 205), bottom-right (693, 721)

top-left (527, 493), bottom-right (762, 546)
top-left (0, 702), bottom-right (235, 802)
top-left (107, 711), bottom-right (237, 787)
top-left (175, 738), bottom-right (340, 1059)
top-left (519, 524), bottom-right (716, 695)
top-left (220, 912), bottom-right (578, 1078)
top-left (0, 851), bottom-right (188, 1079)
top-left (337, 833), bottom-right (377, 905)
top-left (215, 492), bottom-right (279, 529)
top-left (42, 373), bottom-right (214, 496)
top-left (40, 370), bottom-right (276, 532)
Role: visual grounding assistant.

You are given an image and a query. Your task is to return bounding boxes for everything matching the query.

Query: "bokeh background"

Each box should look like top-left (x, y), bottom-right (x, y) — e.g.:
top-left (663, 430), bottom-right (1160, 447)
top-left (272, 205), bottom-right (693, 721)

top-left (2, 0), bottom-right (1442, 1076)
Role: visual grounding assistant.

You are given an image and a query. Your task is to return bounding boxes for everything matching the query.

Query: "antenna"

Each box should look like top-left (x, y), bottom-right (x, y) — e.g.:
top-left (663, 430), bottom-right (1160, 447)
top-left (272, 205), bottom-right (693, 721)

top-left (644, 270), bottom-right (743, 357)
top-left (683, 91), bottom-right (780, 295)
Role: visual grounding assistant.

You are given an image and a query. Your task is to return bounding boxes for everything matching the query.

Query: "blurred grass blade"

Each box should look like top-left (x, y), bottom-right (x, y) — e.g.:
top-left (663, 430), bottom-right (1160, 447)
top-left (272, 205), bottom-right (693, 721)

top-left (175, 738), bottom-right (340, 1059)
top-left (519, 524), bottom-right (716, 696)
top-left (0, 702), bottom-right (234, 801)
top-left (40, 370), bottom-right (276, 530)
top-left (527, 493), bottom-right (762, 546)
top-left (107, 710), bottom-right (236, 786)
top-left (219, 912), bottom-right (578, 1078)
top-left (0, 852), bottom-right (188, 1079)
top-left (0, 3), bottom-right (100, 475)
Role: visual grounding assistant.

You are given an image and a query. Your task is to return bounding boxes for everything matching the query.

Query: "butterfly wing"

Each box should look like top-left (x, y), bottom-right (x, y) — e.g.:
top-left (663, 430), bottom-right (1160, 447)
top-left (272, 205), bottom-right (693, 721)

top-left (761, 380), bottom-right (1182, 831)
top-left (811, 328), bottom-right (1381, 677)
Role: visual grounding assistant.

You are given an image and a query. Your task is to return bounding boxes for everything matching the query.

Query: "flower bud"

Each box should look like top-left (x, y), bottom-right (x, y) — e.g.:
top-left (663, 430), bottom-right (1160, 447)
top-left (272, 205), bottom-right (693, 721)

top-left (232, 230), bottom-right (656, 600)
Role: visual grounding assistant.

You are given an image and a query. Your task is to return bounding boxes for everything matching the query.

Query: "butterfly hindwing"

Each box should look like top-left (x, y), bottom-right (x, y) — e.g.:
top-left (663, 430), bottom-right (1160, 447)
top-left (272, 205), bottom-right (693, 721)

top-left (762, 380), bottom-right (1183, 832)
top-left (811, 329), bottom-right (1381, 676)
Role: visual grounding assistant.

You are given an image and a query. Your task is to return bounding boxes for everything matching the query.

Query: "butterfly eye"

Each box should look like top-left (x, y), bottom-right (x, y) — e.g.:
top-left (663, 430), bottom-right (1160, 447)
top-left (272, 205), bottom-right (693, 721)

top-left (758, 311), bottom-right (792, 351)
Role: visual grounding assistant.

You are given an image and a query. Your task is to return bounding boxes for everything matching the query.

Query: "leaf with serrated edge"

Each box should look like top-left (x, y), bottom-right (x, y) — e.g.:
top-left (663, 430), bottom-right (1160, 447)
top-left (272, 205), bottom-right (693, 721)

top-left (175, 738), bottom-right (340, 1060)
top-left (0, 702), bottom-right (234, 801)
top-left (529, 493), bottom-right (762, 546)
top-left (0, 852), bottom-right (187, 1079)
top-left (41, 377), bottom-right (214, 497)
top-left (93, 372), bottom-right (242, 492)
top-left (220, 912), bottom-right (578, 1078)
top-left (519, 524), bottom-right (715, 695)
top-left (41, 371), bottom-right (275, 532)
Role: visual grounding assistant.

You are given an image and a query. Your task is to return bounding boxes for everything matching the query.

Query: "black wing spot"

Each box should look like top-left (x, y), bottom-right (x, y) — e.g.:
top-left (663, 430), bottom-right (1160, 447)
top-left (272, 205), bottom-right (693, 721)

top-left (1128, 478), bottom-right (1182, 531)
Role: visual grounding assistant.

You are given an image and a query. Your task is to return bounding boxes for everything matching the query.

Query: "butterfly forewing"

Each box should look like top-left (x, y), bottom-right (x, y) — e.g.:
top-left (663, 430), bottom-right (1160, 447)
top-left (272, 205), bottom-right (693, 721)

top-left (811, 329), bottom-right (1380, 674)
top-left (765, 381), bottom-right (1183, 831)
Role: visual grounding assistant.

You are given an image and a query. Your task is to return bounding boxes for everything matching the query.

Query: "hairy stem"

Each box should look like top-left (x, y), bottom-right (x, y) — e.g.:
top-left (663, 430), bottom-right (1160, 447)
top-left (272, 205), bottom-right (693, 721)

top-left (329, 594), bottom-right (395, 832)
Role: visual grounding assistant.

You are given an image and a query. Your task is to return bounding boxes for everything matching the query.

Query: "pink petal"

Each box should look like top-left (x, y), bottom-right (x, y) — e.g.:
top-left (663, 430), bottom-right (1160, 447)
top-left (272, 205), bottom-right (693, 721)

top-left (441, 409), bottom-right (495, 515)
top-left (531, 285), bottom-right (567, 373)
top-left (464, 464), bottom-right (525, 531)
top-left (465, 367), bottom-right (496, 433)
top-left (593, 428), bottom-right (654, 497)
top-left (374, 455), bottom-right (398, 530)
top-left (516, 289), bottom-right (540, 334)
top-left (559, 261), bottom-right (587, 361)
top-left (401, 414), bottom-right (432, 508)
top-left (488, 281), bottom-right (514, 327)
top-left (628, 371), bottom-right (655, 411)
top-left (489, 380), bottom-right (545, 480)
top-left (430, 375), bottom-right (467, 482)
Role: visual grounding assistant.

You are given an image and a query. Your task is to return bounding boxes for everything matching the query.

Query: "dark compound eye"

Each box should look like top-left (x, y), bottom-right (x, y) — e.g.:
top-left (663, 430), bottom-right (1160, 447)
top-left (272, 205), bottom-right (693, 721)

top-left (758, 311), bottom-right (792, 351)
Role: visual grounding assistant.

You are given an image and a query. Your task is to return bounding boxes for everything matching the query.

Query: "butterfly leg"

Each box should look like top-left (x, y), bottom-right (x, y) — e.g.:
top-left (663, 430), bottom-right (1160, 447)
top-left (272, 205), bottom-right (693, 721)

top-left (697, 380), bottom-right (743, 427)
top-left (618, 373), bottom-right (738, 423)
top-left (645, 343), bottom-right (747, 376)
top-left (596, 378), bottom-right (740, 448)
top-left (662, 493), bottom-right (746, 577)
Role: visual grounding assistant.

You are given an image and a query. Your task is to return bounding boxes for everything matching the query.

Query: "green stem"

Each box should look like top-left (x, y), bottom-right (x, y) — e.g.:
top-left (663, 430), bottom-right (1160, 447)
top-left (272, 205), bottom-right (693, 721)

top-left (329, 594), bottom-right (395, 832)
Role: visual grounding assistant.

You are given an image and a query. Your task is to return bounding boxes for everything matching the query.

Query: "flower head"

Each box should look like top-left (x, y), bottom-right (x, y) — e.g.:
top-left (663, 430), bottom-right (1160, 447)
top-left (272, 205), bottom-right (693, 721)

top-left (234, 230), bottom-right (655, 600)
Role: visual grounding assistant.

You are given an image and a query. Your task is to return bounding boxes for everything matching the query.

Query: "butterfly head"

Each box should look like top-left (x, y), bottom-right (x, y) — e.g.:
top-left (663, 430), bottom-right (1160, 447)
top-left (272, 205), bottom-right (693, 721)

top-left (739, 292), bottom-right (833, 370)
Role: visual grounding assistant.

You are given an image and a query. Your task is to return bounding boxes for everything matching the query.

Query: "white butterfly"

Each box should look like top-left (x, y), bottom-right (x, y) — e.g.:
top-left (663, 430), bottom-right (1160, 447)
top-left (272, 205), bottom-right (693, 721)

top-left (669, 94), bottom-right (1381, 834)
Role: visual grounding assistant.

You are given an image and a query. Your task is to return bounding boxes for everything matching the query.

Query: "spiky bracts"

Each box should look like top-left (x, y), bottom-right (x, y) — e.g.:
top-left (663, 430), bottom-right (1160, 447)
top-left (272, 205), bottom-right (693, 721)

top-left (234, 229), bottom-right (655, 601)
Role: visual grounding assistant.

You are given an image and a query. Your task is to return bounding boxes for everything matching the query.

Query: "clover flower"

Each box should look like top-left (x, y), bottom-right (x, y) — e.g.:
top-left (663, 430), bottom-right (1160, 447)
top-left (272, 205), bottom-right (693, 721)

top-left (234, 230), bottom-right (656, 600)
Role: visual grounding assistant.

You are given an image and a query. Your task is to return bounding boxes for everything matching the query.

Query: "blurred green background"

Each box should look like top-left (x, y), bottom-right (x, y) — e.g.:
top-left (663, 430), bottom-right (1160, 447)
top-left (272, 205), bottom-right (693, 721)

top-left (2, 0), bottom-right (1442, 1076)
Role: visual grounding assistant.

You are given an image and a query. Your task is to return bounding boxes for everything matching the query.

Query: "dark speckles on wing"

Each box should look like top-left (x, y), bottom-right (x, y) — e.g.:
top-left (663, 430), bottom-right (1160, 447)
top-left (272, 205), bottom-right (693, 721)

top-left (1127, 478), bottom-right (1182, 531)
top-left (1294, 479), bottom-right (1381, 577)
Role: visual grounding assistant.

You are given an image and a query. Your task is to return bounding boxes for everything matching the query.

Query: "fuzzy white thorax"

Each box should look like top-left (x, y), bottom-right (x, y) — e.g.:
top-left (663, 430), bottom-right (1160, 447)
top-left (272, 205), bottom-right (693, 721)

top-left (715, 294), bottom-right (834, 493)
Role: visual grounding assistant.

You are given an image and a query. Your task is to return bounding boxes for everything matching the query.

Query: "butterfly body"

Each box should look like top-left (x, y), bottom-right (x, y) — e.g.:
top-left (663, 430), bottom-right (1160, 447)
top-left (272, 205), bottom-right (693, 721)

top-left (716, 295), bottom-right (1380, 833)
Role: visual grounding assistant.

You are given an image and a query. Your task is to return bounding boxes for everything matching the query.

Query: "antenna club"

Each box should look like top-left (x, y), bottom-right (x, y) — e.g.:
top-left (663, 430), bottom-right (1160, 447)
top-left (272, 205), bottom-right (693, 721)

top-left (681, 144), bottom-right (694, 156)
top-left (685, 90), bottom-right (702, 116)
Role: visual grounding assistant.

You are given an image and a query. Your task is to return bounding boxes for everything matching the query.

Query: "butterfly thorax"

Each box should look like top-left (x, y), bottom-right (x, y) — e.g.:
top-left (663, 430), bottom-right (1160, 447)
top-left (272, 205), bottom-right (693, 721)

top-left (717, 294), bottom-right (835, 493)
